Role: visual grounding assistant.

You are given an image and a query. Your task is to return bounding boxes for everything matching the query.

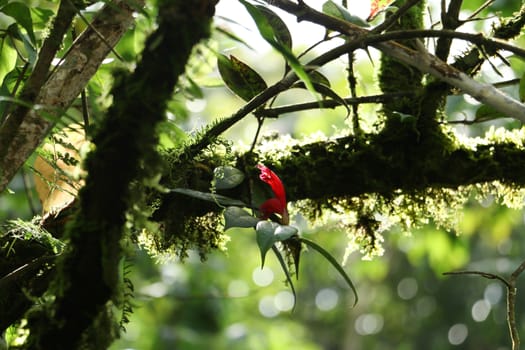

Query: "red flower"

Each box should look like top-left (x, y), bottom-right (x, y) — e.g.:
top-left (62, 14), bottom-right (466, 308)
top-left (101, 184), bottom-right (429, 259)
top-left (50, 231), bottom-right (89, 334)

top-left (257, 164), bottom-right (289, 225)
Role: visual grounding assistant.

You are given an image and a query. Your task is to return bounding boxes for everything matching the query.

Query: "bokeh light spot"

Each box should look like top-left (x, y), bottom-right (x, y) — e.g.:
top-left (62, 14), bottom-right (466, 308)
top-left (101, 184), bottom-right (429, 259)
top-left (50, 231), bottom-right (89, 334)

top-left (355, 313), bottom-right (384, 335)
top-left (274, 291), bottom-right (295, 311)
top-left (259, 296), bottom-right (279, 318)
top-left (484, 283), bottom-right (503, 305)
top-left (228, 280), bottom-right (249, 298)
top-left (471, 299), bottom-right (491, 322)
top-left (252, 266), bottom-right (274, 287)
top-left (397, 277), bottom-right (418, 300)
top-left (315, 288), bottom-right (339, 311)
top-left (448, 323), bottom-right (468, 345)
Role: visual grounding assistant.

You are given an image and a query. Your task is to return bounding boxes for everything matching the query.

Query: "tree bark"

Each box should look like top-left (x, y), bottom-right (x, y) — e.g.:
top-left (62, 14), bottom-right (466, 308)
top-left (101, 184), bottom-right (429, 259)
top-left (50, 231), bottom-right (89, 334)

top-left (28, 1), bottom-right (217, 349)
top-left (0, 0), bottom-right (142, 192)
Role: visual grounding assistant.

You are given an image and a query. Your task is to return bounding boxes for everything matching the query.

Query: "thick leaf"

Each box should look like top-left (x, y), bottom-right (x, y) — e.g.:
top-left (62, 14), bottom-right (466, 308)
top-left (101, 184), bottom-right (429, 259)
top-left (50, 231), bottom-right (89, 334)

top-left (214, 165), bottom-right (245, 190)
top-left (240, 0), bottom-right (317, 99)
top-left (322, 0), bottom-right (370, 27)
top-left (217, 54), bottom-right (267, 101)
top-left (299, 237), bottom-right (359, 306)
top-left (254, 5), bottom-right (292, 49)
top-left (1, 2), bottom-right (36, 44)
top-left (0, 39), bottom-right (17, 86)
top-left (224, 206), bottom-right (259, 230)
top-left (308, 70), bottom-right (331, 87)
top-left (7, 22), bottom-right (36, 64)
top-left (256, 221), bottom-right (278, 267)
top-left (169, 188), bottom-right (246, 207)
top-left (274, 224), bottom-right (298, 241)
top-left (475, 104), bottom-right (508, 122)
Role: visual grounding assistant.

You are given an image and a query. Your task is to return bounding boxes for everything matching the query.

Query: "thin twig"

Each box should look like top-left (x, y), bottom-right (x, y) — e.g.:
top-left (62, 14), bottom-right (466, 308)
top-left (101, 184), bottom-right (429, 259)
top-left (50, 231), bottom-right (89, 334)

top-left (443, 270), bottom-right (511, 288)
top-left (444, 259), bottom-right (525, 350)
top-left (256, 92), bottom-right (415, 118)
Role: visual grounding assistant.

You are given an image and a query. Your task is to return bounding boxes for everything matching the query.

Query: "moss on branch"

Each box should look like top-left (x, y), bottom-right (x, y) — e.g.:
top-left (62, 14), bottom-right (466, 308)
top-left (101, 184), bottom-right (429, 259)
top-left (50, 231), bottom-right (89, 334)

top-left (26, 1), bottom-right (217, 349)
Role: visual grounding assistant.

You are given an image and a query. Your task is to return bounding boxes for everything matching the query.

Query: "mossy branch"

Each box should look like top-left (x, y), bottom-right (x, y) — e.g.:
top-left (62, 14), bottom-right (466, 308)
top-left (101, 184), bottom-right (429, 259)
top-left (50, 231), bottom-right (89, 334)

top-left (256, 134), bottom-right (525, 203)
top-left (28, 1), bottom-right (217, 349)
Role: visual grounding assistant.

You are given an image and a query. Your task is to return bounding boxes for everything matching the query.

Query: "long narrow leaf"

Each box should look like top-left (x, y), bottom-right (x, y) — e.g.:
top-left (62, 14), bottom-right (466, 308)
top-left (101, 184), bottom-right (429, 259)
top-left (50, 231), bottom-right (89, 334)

top-left (169, 188), bottom-right (246, 207)
top-left (299, 237), bottom-right (358, 306)
top-left (239, 0), bottom-right (318, 100)
top-left (271, 244), bottom-right (297, 312)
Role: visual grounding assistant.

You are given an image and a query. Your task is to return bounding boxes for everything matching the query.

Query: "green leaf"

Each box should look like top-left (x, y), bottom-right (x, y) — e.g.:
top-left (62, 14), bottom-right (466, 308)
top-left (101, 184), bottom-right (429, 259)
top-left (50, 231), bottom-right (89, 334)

top-left (475, 104), bottom-right (508, 122)
top-left (1, 2), bottom-right (35, 44)
top-left (6, 22), bottom-right (36, 64)
top-left (156, 120), bottom-right (187, 149)
top-left (217, 54), bottom-right (268, 101)
top-left (215, 26), bottom-right (254, 50)
top-left (213, 166), bottom-right (245, 190)
top-left (519, 72), bottom-right (525, 102)
top-left (169, 188), bottom-right (246, 207)
top-left (308, 70), bottom-right (331, 87)
top-left (239, 1), bottom-right (317, 100)
top-left (185, 76), bottom-right (204, 99)
top-left (29, 7), bottom-right (55, 30)
top-left (299, 237), bottom-right (358, 306)
top-left (255, 221), bottom-right (299, 268)
top-left (274, 224), bottom-right (298, 241)
top-left (224, 206), bottom-right (259, 230)
top-left (256, 221), bottom-right (279, 267)
top-left (322, 0), bottom-right (370, 27)
top-left (254, 5), bottom-right (292, 49)
top-left (271, 245), bottom-right (297, 311)
top-left (0, 39), bottom-right (17, 86)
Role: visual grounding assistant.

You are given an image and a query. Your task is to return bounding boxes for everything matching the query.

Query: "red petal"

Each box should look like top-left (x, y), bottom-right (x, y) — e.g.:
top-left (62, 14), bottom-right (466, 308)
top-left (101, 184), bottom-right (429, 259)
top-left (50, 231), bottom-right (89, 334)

top-left (256, 164), bottom-right (286, 208)
top-left (259, 198), bottom-right (284, 219)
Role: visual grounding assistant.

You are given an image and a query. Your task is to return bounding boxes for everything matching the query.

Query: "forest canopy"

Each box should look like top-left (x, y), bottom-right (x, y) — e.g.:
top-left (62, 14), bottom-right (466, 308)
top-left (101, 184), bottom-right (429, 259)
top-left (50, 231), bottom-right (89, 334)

top-left (1, 0), bottom-right (525, 349)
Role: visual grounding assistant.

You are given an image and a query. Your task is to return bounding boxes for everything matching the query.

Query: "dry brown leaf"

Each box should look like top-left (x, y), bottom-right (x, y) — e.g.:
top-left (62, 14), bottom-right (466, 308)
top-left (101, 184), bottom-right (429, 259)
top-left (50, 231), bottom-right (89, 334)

top-left (33, 128), bottom-right (87, 216)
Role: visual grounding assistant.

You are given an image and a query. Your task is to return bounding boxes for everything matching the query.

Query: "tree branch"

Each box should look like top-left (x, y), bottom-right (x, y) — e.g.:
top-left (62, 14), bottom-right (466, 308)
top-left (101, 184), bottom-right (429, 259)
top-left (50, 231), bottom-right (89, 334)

top-left (252, 134), bottom-right (525, 202)
top-left (444, 258), bottom-right (525, 350)
top-left (0, 0), bottom-right (143, 193)
top-left (264, 0), bottom-right (525, 123)
top-left (0, 0), bottom-right (80, 160)
top-left (256, 92), bottom-right (415, 117)
top-left (369, 29), bottom-right (525, 59)
top-left (31, 1), bottom-right (217, 348)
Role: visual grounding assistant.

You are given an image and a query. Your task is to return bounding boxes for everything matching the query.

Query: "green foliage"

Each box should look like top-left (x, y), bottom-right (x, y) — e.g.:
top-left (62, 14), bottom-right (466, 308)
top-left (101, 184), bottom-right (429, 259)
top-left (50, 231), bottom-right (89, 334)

top-left (218, 54), bottom-right (268, 102)
top-left (322, 0), bottom-right (370, 27)
top-left (4, 218), bottom-right (64, 254)
top-left (255, 221), bottom-right (297, 267)
top-left (0, 37), bottom-right (16, 87)
top-left (240, 0), bottom-right (316, 97)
